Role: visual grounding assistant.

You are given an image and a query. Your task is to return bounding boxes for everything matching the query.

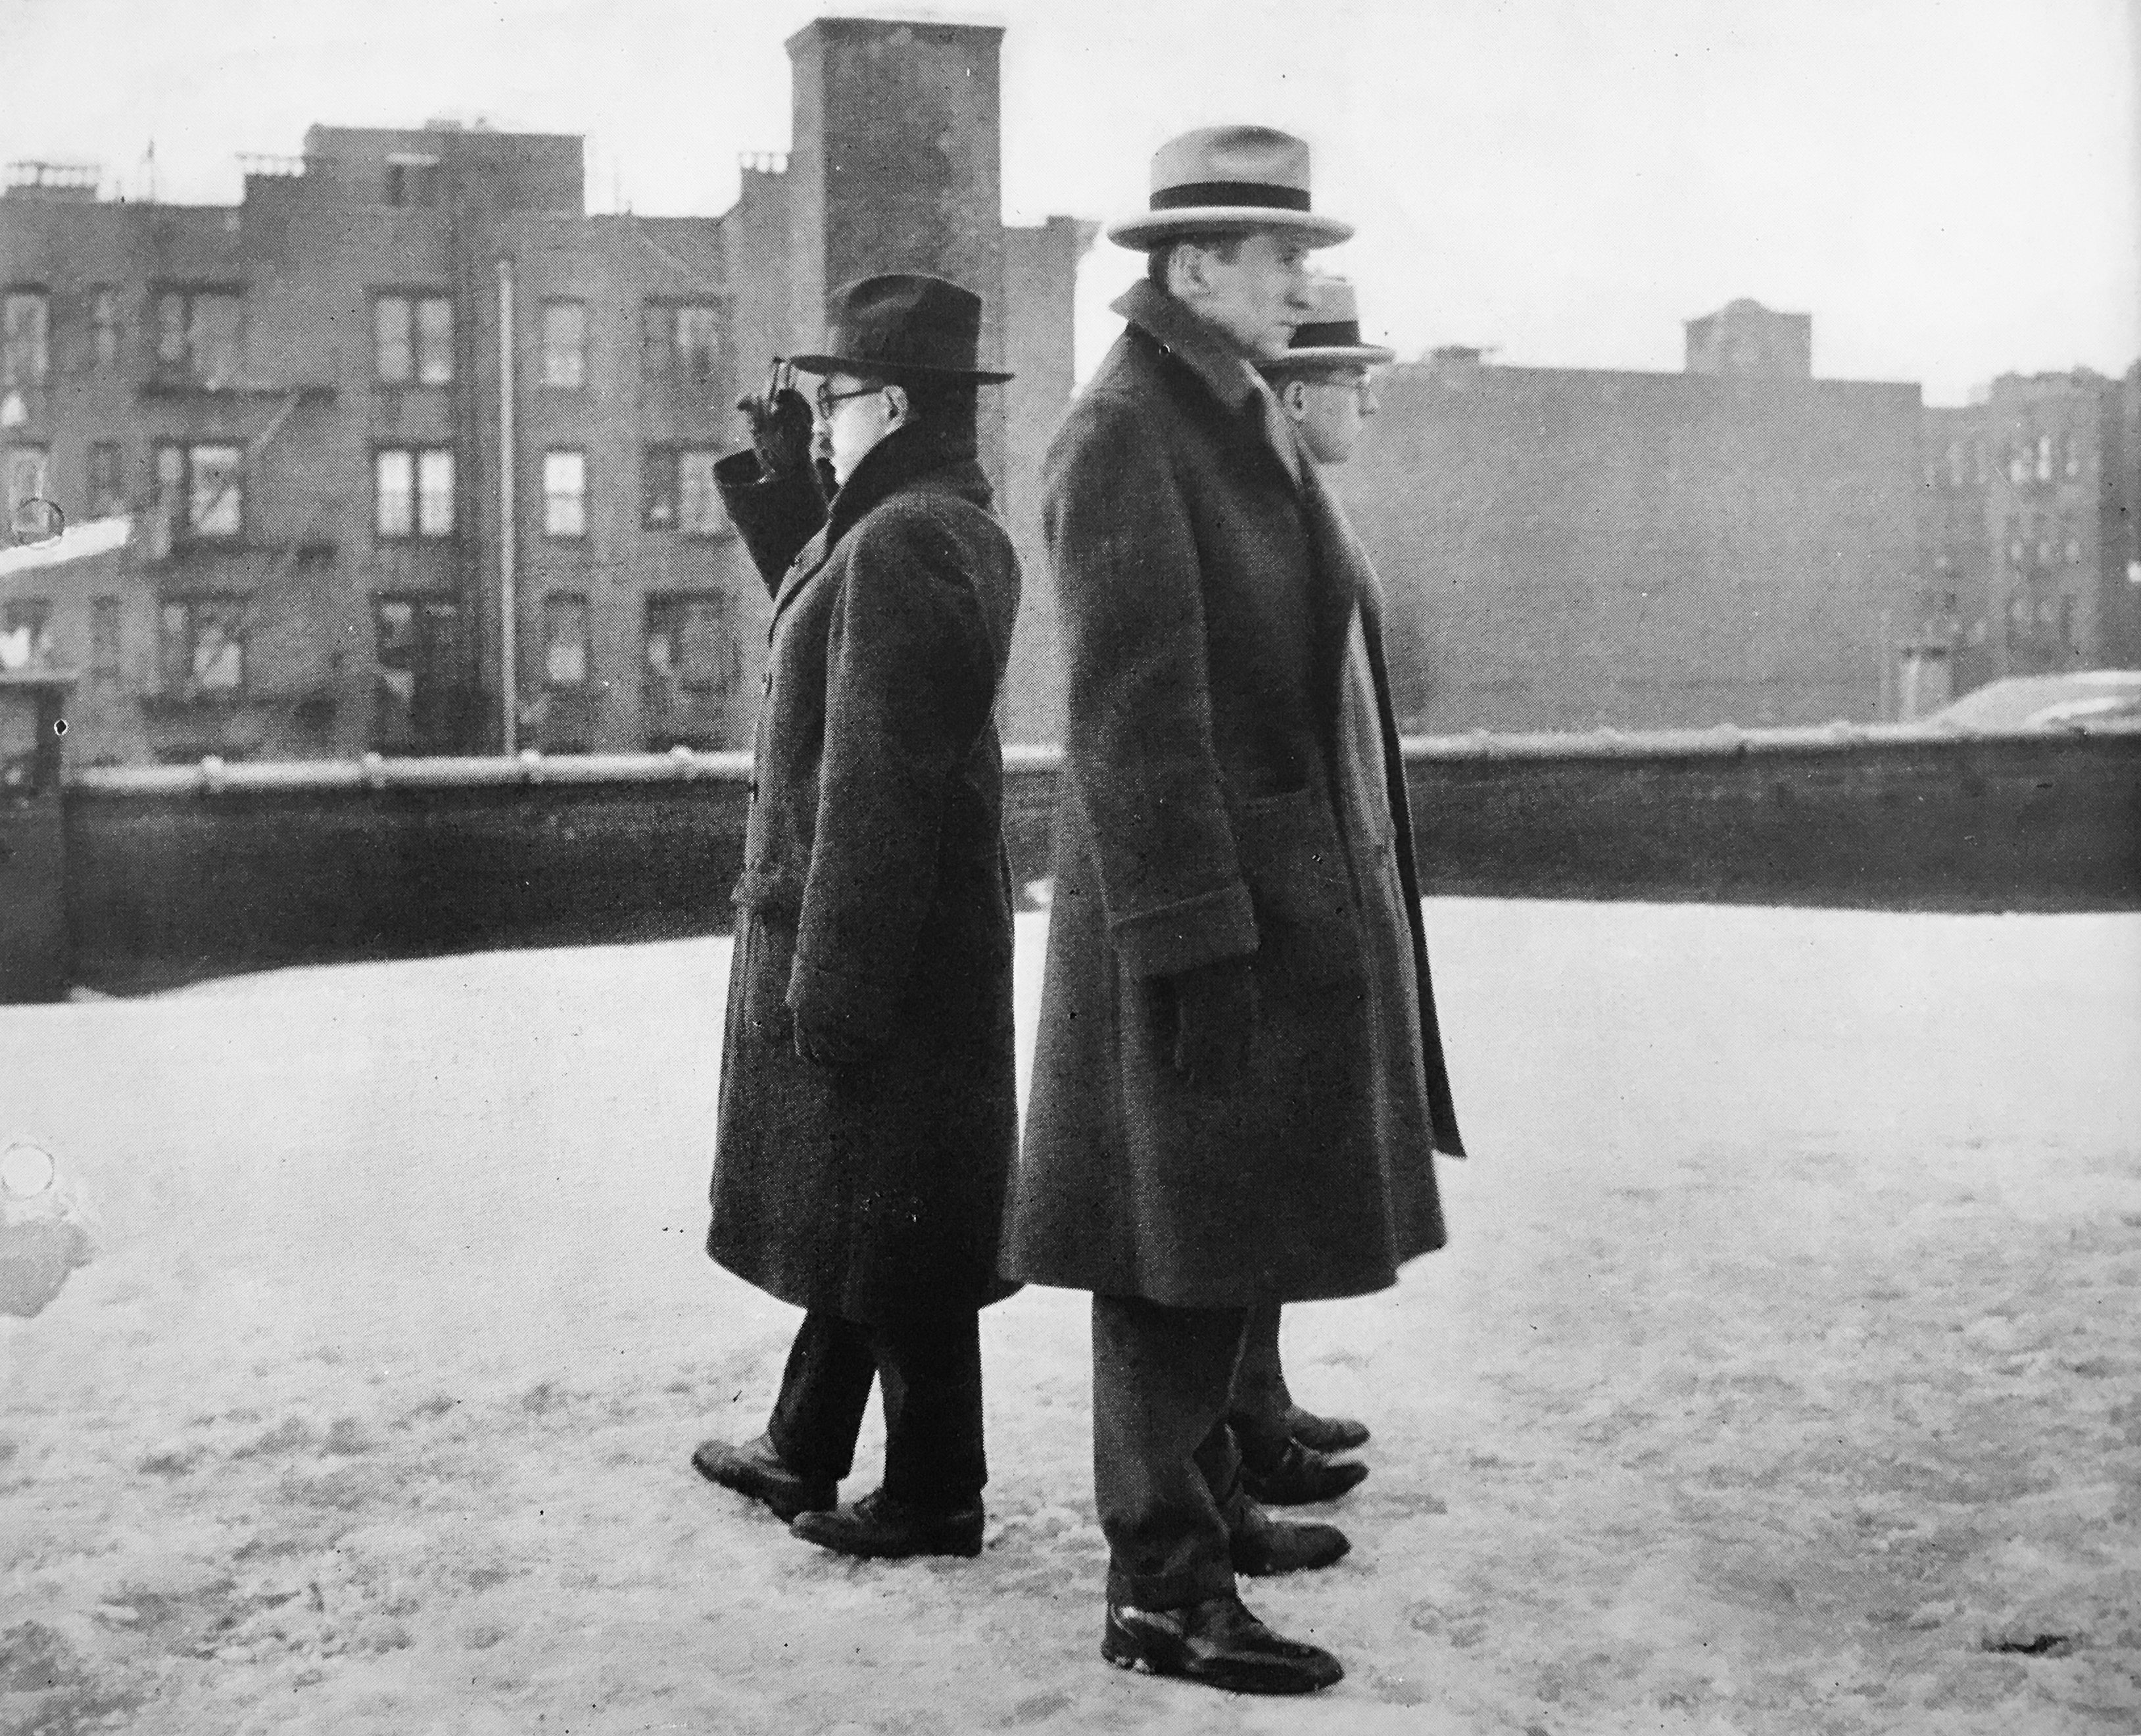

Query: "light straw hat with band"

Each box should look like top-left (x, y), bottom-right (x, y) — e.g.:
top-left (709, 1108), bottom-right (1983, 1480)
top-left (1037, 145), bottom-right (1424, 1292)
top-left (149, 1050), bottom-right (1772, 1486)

top-left (1261, 277), bottom-right (1395, 372)
top-left (1107, 126), bottom-right (1353, 251)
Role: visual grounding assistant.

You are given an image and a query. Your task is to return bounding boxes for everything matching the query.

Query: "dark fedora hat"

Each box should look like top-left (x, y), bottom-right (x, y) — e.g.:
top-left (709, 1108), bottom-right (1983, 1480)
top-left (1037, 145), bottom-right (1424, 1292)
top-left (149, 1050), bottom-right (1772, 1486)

top-left (789, 273), bottom-right (1014, 383)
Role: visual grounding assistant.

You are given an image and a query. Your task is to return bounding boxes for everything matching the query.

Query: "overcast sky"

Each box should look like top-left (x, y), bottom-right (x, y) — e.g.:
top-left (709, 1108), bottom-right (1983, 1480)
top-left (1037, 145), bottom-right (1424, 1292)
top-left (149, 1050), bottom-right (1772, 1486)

top-left (4, 0), bottom-right (2134, 403)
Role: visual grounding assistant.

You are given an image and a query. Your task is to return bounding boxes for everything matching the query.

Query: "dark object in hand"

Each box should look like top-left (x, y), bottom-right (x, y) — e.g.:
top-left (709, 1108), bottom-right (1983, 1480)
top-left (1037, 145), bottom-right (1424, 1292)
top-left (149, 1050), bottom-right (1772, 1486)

top-left (737, 360), bottom-right (815, 479)
top-left (1167, 955), bottom-right (1258, 1083)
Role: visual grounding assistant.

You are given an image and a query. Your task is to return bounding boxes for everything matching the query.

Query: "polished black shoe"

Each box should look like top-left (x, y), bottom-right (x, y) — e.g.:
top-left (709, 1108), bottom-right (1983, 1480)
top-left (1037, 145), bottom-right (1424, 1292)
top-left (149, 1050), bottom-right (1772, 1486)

top-left (1102, 1592), bottom-right (1343, 1695)
top-left (789, 1487), bottom-right (985, 1559)
top-left (1286, 1404), bottom-right (1370, 1454)
top-left (1229, 1501), bottom-right (1350, 1576)
top-left (1239, 1439), bottom-right (1370, 1507)
top-left (690, 1433), bottom-right (835, 1522)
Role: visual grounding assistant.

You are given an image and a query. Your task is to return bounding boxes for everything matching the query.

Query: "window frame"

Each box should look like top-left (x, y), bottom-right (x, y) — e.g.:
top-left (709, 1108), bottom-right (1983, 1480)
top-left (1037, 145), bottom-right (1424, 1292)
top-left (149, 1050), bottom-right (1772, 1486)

top-left (151, 285), bottom-right (244, 385)
top-left (90, 596), bottom-right (123, 678)
top-left (542, 448), bottom-right (589, 540)
top-left (373, 443), bottom-right (457, 541)
top-left (155, 441), bottom-right (246, 541)
top-left (542, 591), bottom-right (592, 688)
top-left (640, 299), bottom-right (723, 385)
top-left (372, 291), bottom-right (454, 387)
top-left (2, 288), bottom-right (51, 389)
top-left (87, 441), bottom-right (125, 518)
top-left (540, 299), bottom-right (589, 391)
top-left (4, 443), bottom-right (51, 527)
top-left (157, 594), bottom-right (249, 698)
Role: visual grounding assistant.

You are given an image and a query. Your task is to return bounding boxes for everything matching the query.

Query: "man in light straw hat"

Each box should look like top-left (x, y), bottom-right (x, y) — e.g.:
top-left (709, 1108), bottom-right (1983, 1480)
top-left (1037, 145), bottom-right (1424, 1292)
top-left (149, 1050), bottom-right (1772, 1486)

top-left (1005, 132), bottom-right (1465, 1694)
top-left (693, 273), bottom-right (1024, 1564)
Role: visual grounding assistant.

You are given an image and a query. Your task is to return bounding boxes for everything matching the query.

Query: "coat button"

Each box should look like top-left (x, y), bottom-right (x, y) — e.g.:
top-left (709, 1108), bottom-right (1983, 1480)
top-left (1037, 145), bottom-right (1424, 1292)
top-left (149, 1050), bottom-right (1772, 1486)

top-left (748, 780), bottom-right (758, 801)
top-left (761, 672), bottom-right (773, 694)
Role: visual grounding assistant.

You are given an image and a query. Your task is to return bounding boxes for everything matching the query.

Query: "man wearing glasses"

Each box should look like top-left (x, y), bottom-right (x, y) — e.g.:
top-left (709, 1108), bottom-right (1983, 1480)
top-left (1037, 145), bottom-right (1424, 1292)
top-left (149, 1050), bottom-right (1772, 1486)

top-left (692, 274), bottom-right (1023, 1564)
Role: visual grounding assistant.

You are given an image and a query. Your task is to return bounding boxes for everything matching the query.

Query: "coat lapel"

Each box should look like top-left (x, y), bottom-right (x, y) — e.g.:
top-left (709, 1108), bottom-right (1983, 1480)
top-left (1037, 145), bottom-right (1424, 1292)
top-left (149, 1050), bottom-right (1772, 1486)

top-left (769, 526), bottom-right (834, 628)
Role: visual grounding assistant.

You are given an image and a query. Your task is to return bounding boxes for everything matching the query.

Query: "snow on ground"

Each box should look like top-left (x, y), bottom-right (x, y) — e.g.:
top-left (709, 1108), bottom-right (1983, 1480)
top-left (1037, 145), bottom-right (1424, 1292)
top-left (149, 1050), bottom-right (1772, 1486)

top-left (3, 900), bottom-right (2139, 1735)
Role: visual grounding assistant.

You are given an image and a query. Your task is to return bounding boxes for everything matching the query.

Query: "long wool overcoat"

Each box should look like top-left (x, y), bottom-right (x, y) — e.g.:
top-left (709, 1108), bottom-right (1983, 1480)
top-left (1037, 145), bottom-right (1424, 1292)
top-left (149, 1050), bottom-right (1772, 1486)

top-left (707, 421), bottom-right (1022, 1326)
top-left (1002, 280), bottom-right (1464, 1311)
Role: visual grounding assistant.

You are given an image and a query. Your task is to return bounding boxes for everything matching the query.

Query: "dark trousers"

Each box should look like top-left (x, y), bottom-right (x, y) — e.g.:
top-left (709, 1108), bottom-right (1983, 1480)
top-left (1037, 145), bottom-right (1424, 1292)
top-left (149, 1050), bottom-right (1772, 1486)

top-left (1092, 1294), bottom-right (1252, 1609)
top-left (765, 1309), bottom-right (986, 1512)
top-left (1226, 1300), bottom-right (1296, 1464)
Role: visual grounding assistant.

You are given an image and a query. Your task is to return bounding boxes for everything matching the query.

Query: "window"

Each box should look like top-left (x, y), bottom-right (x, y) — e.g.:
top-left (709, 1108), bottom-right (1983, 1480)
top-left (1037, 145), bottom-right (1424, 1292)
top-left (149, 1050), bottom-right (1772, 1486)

top-left (375, 446), bottom-right (455, 539)
top-left (154, 289), bottom-right (243, 385)
top-left (385, 155), bottom-right (440, 208)
top-left (373, 293), bottom-right (454, 386)
top-left (542, 450), bottom-right (587, 538)
top-left (1, 600), bottom-right (53, 670)
top-left (543, 593), bottom-right (590, 687)
top-left (2008, 445), bottom-right (2029, 487)
top-left (541, 301), bottom-right (588, 389)
top-left (158, 598), bottom-right (246, 694)
top-left (3, 291), bottom-right (49, 387)
top-left (91, 598), bottom-right (122, 677)
top-left (373, 596), bottom-right (468, 752)
top-left (2034, 433), bottom-right (2054, 483)
top-left (641, 301), bottom-right (722, 383)
top-left (2062, 596), bottom-right (2081, 652)
top-left (1946, 442), bottom-right (1965, 489)
top-left (2037, 539), bottom-right (2055, 568)
top-left (644, 595), bottom-right (736, 691)
top-left (1938, 591), bottom-right (1960, 614)
top-left (87, 442), bottom-right (124, 518)
top-left (2065, 537), bottom-right (2082, 565)
top-left (89, 289), bottom-right (120, 368)
top-left (5, 444), bottom-right (49, 529)
top-left (2063, 437), bottom-right (2082, 479)
top-left (156, 443), bottom-right (244, 539)
top-left (642, 446), bottom-right (725, 535)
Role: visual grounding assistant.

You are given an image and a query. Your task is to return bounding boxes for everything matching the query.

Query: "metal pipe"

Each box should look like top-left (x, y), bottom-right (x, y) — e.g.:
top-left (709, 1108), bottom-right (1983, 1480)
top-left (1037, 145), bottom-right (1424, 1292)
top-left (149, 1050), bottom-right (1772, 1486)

top-left (496, 256), bottom-right (518, 755)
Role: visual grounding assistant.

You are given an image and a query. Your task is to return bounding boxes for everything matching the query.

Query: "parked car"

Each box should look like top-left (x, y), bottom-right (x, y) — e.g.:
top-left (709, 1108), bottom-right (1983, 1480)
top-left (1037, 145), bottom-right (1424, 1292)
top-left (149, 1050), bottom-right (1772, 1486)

top-left (1929, 670), bottom-right (2141, 731)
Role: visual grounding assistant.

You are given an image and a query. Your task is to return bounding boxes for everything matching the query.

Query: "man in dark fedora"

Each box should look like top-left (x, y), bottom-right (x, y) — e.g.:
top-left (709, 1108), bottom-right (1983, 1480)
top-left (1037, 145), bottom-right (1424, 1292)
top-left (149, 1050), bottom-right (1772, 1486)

top-left (1222, 275), bottom-right (1467, 1502)
top-left (692, 273), bottom-right (1022, 1563)
top-left (1003, 129), bottom-right (1465, 1693)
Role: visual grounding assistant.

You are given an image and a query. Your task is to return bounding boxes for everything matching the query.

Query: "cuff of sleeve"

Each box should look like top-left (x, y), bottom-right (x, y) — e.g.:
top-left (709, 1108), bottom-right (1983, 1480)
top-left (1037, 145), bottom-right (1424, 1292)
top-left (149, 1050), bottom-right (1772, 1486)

top-left (786, 947), bottom-right (902, 1049)
top-left (1108, 882), bottom-right (1260, 980)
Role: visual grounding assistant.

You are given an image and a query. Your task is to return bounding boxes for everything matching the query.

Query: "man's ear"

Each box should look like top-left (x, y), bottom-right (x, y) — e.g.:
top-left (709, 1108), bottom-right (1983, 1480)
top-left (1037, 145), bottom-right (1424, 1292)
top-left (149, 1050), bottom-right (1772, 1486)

top-left (1164, 242), bottom-right (1205, 301)
top-left (881, 382), bottom-right (911, 428)
top-left (1280, 378), bottom-right (1310, 420)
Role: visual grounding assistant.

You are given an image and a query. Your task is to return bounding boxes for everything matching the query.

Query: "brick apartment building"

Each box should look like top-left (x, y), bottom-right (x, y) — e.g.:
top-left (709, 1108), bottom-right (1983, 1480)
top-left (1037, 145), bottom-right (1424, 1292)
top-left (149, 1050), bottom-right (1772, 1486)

top-left (1913, 364), bottom-right (2141, 704)
top-left (1335, 299), bottom-right (1927, 734)
top-left (0, 15), bottom-right (1085, 765)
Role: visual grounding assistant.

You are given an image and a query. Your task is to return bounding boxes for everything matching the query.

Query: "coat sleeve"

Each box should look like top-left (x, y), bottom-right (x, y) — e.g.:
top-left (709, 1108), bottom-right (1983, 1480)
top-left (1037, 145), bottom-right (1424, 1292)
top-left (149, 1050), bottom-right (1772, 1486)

top-left (784, 501), bottom-right (998, 1045)
top-left (715, 449), bottom-right (827, 595)
top-left (1045, 391), bottom-right (1258, 980)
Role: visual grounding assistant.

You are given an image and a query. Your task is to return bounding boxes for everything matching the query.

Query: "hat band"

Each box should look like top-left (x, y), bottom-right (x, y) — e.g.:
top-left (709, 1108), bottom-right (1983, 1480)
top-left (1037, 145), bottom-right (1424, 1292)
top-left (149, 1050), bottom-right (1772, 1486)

top-left (1150, 180), bottom-right (1312, 214)
top-left (1291, 320), bottom-right (1364, 349)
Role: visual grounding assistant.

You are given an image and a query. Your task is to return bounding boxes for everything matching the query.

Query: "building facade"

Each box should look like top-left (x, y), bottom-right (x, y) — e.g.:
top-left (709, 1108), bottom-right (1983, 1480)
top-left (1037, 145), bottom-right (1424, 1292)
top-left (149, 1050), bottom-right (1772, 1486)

top-left (0, 16), bottom-right (1081, 765)
top-left (1337, 302), bottom-right (1926, 733)
top-left (1913, 366), bottom-right (2141, 701)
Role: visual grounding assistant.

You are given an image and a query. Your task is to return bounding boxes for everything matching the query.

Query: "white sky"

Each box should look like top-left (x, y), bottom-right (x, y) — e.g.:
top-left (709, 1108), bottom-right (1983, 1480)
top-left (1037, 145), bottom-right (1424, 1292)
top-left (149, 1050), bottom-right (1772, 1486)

top-left (3, 0), bottom-right (2135, 403)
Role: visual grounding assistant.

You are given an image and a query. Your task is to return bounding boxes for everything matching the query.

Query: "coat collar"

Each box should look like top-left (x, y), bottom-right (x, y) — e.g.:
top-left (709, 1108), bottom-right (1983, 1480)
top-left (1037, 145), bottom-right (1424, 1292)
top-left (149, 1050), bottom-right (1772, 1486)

top-left (1112, 281), bottom-right (1304, 488)
top-left (770, 421), bottom-right (993, 621)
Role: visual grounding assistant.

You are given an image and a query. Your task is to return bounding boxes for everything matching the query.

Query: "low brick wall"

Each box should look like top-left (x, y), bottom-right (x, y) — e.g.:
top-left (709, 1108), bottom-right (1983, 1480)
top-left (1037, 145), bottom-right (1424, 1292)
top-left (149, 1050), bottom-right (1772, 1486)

top-left (55, 724), bottom-right (2141, 994)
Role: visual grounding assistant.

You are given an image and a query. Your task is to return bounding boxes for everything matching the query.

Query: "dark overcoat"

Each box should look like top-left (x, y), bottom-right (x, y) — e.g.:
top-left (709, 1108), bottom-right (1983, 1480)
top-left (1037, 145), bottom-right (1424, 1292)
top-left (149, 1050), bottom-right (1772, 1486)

top-left (1001, 281), bottom-right (1464, 1311)
top-left (708, 421), bottom-right (1022, 1325)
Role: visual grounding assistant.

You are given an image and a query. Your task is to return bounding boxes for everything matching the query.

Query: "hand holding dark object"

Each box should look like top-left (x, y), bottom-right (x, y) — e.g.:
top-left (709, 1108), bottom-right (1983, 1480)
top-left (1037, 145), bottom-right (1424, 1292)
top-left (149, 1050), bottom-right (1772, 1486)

top-left (1166, 955), bottom-right (1258, 1083)
top-left (793, 1009), bottom-right (872, 1071)
top-left (736, 360), bottom-right (815, 479)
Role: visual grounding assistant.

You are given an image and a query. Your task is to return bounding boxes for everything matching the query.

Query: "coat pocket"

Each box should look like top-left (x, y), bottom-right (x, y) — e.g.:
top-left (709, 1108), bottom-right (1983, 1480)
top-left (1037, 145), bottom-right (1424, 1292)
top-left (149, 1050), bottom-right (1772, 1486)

top-left (736, 910), bottom-right (800, 1049)
top-left (1232, 787), bottom-right (1365, 990)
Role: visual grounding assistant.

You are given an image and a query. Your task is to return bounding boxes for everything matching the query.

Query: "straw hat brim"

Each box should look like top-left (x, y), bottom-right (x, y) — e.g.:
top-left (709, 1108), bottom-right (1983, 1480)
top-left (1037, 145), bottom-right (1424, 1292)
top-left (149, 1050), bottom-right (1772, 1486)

top-left (1264, 343), bottom-right (1397, 370)
top-left (788, 351), bottom-right (1015, 384)
top-left (1107, 206), bottom-right (1353, 249)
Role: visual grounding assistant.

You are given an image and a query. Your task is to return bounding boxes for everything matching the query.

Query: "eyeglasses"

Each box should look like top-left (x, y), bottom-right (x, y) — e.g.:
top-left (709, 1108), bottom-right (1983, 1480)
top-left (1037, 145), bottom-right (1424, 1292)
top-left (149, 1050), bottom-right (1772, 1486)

top-left (813, 383), bottom-right (882, 420)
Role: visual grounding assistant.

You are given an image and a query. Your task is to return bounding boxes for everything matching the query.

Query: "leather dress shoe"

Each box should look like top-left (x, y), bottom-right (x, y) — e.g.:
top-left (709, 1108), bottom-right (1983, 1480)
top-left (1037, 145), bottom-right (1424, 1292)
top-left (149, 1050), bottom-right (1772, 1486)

top-left (1286, 1404), bottom-right (1370, 1454)
top-left (1102, 1592), bottom-right (1343, 1695)
top-left (1229, 1500), bottom-right (1350, 1576)
top-left (790, 1487), bottom-right (985, 1559)
top-left (690, 1434), bottom-right (834, 1522)
top-left (1239, 1438), bottom-right (1369, 1507)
